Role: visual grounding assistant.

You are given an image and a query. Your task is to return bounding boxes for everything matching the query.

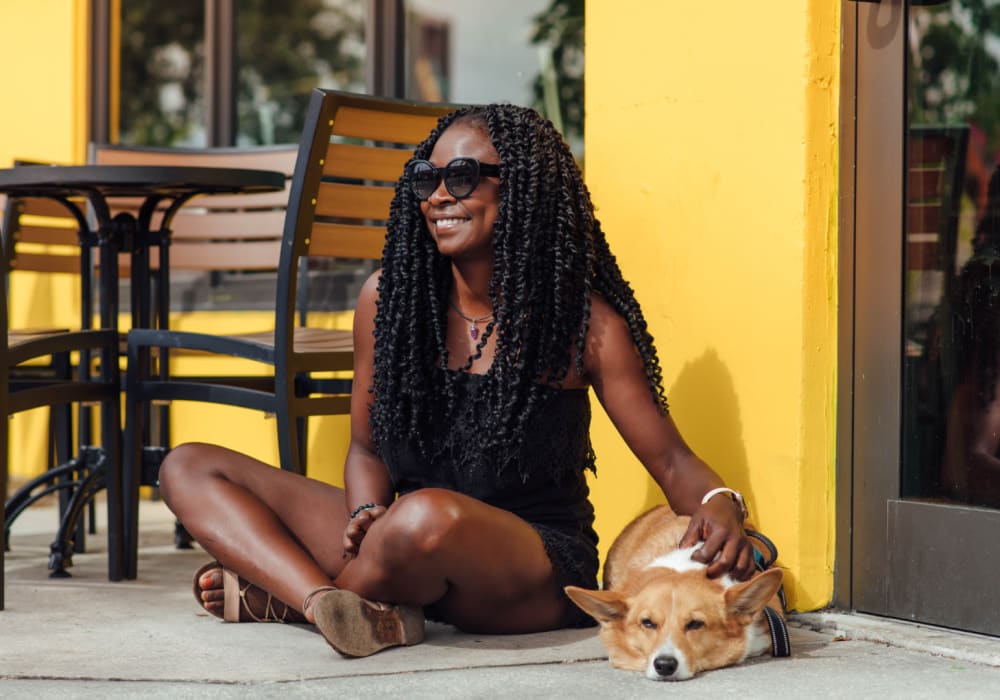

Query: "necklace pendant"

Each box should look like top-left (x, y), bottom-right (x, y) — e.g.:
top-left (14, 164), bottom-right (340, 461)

top-left (450, 300), bottom-right (492, 342)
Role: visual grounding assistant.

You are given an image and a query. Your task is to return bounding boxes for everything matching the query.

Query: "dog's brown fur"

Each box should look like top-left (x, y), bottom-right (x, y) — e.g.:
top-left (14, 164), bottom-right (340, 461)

top-left (565, 504), bottom-right (784, 681)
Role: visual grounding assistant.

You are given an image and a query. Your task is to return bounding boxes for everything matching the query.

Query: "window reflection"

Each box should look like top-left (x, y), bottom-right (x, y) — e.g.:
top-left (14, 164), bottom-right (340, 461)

top-left (904, 0), bottom-right (1000, 509)
top-left (403, 0), bottom-right (583, 153)
top-left (235, 0), bottom-right (365, 146)
top-left (119, 0), bottom-right (365, 147)
top-left (119, 0), bottom-right (206, 146)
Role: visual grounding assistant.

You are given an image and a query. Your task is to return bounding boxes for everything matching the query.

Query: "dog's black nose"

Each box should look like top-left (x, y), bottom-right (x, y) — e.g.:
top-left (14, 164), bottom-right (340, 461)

top-left (653, 655), bottom-right (678, 677)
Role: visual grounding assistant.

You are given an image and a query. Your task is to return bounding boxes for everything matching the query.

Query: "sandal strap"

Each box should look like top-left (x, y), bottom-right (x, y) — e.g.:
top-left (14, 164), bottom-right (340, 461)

top-left (239, 580), bottom-right (288, 623)
top-left (223, 568), bottom-right (242, 622)
top-left (302, 585), bottom-right (338, 616)
top-left (222, 566), bottom-right (295, 623)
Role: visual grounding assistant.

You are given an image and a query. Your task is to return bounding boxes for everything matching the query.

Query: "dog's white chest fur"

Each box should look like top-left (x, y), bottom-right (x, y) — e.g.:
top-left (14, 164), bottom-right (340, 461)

top-left (645, 545), bottom-right (706, 573)
top-left (644, 544), bottom-right (737, 586)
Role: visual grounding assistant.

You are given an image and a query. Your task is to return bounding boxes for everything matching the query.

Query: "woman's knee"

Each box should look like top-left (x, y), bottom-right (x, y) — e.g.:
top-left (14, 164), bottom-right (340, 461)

top-left (158, 442), bottom-right (221, 503)
top-left (378, 489), bottom-right (466, 559)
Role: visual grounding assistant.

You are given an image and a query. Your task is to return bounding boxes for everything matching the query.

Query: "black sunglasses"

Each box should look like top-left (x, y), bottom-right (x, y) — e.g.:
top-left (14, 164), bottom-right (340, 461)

top-left (406, 157), bottom-right (501, 201)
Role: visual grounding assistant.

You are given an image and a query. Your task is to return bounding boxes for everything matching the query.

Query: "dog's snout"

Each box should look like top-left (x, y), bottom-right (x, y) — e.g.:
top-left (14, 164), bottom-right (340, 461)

top-left (653, 655), bottom-right (678, 677)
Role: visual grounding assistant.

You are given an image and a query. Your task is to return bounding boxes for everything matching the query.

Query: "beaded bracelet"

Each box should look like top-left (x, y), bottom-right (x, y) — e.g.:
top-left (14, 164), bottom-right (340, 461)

top-left (349, 502), bottom-right (379, 519)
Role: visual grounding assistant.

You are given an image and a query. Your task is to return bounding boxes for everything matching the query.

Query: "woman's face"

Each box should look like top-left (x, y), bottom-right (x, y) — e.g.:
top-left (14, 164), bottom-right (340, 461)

top-left (419, 122), bottom-right (500, 261)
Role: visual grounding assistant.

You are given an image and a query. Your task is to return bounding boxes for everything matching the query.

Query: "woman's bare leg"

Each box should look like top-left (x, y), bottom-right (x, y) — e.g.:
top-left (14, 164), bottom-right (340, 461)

top-left (158, 442), bottom-right (351, 621)
top-left (336, 488), bottom-right (571, 633)
top-left (161, 444), bottom-right (574, 633)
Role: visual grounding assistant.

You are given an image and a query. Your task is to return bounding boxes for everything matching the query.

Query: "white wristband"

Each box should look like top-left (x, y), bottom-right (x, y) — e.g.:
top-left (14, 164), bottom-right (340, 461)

top-left (701, 487), bottom-right (749, 520)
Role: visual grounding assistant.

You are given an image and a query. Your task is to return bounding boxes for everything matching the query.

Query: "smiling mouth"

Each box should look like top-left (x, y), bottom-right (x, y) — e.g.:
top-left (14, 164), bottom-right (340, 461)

top-left (433, 217), bottom-right (470, 229)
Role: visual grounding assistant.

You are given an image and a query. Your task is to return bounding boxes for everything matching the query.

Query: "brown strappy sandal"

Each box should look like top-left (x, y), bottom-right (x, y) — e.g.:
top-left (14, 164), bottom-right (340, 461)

top-left (192, 561), bottom-right (306, 623)
top-left (305, 586), bottom-right (425, 657)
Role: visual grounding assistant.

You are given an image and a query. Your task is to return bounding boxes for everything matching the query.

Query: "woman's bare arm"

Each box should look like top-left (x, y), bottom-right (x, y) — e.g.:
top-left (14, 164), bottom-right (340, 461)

top-left (583, 295), bottom-right (754, 579)
top-left (342, 270), bottom-right (395, 555)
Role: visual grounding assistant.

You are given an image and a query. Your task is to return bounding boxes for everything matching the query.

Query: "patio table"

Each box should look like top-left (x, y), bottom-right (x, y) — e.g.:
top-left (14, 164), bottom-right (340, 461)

top-left (0, 164), bottom-right (286, 581)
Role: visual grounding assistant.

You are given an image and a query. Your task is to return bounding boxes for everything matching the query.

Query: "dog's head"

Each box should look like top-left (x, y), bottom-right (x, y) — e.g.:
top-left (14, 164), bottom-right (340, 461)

top-left (565, 546), bottom-right (784, 681)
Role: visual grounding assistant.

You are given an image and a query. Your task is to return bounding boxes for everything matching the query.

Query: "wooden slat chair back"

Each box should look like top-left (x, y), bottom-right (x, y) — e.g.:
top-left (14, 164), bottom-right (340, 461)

top-left (270, 90), bottom-right (455, 435)
top-left (3, 196), bottom-right (87, 276)
top-left (90, 145), bottom-right (296, 283)
top-left (2, 165), bottom-right (94, 331)
top-left (310, 107), bottom-right (441, 259)
top-left (120, 90), bottom-right (458, 578)
top-left (276, 91), bottom-right (450, 348)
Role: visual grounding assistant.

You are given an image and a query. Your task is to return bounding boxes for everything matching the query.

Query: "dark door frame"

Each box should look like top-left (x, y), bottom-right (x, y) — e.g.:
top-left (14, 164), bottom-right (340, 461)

top-left (837, 0), bottom-right (907, 614)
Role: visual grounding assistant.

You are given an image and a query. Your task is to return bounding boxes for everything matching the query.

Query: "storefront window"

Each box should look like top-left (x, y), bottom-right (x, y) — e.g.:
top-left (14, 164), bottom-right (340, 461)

top-left (110, 0), bottom-right (583, 311)
top-left (235, 0), bottom-right (365, 146)
top-left (119, 0), bottom-right (206, 146)
top-left (403, 0), bottom-right (583, 153)
top-left (119, 0), bottom-right (365, 147)
top-left (903, 0), bottom-right (1000, 509)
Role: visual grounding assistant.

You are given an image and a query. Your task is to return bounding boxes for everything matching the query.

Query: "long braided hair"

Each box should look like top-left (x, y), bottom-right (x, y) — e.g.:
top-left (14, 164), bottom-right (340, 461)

top-left (370, 104), bottom-right (668, 467)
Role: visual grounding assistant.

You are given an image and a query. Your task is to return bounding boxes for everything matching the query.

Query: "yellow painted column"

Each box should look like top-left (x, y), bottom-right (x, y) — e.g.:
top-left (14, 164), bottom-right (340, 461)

top-left (0, 0), bottom-right (91, 481)
top-left (0, 0), bottom-right (89, 168)
top-left (584, 1), bottom-right (840, 610)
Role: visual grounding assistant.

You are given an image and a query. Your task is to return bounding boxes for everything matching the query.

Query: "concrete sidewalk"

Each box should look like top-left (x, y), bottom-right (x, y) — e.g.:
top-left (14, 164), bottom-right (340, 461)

top-left (2, 499), bottom-right (1000, 698)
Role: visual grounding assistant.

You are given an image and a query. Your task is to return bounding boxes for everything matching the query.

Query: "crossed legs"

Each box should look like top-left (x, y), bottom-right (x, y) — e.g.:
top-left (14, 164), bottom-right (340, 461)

top-left (158, 442), bottom-right (570, 634)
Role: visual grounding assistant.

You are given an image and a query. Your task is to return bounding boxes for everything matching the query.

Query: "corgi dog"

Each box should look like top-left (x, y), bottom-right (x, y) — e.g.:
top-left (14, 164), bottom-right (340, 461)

top-left (565, 504), bottom-right (786, 681)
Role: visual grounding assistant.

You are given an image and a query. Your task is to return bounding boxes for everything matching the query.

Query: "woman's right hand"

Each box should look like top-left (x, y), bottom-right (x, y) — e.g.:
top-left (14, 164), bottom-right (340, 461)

top-left (342, 504), bottom-right (388, 557)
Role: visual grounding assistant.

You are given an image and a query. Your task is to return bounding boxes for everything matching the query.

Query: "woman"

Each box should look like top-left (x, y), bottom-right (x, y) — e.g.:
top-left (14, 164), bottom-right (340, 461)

top-left (160, 104), bottom-right (755, 658)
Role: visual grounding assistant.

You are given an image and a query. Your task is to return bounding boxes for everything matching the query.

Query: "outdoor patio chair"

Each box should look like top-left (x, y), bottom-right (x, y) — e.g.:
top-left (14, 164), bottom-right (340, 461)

top-left (1, 191), bottom-right (123, 607)
top-left (89, 144), bottom-right (297, 521)
top-left (3, 186), bottom-right (86, 475)
top-left (120, 89), bottom-right (456, 578)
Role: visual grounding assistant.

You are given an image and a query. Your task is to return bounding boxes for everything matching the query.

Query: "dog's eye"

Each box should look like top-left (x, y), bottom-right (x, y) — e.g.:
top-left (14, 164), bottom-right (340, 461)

top-left (685, 619), bottom-right (705, 632)
top-left (640, 618), bottom-right (658, 630)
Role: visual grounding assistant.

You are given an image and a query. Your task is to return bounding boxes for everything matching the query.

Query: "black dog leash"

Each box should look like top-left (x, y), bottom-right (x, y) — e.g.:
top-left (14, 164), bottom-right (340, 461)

top-left (745, 528), bottom-right (791, 657)
top-left (763, 606), bottom-right (792, 657)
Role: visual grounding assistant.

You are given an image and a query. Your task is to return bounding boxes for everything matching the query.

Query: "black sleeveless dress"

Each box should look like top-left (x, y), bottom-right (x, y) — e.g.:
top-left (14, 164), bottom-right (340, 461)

top-left (382, 370), bottom-right (599, 627)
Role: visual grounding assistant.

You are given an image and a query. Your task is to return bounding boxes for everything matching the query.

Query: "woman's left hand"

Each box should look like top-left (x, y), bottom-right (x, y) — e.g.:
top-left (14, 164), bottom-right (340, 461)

top-left (678, 497), bottom-right (756, 580)
top-left (342, 504), bottom-right (388, 558)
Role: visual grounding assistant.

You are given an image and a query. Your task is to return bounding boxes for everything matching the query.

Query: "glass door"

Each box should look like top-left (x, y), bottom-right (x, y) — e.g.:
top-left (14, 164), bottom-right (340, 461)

top-left (847, 0), bottom-right (1000, 635)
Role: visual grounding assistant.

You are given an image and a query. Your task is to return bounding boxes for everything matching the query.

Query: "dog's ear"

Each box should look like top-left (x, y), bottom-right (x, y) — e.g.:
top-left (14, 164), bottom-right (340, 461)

top-left (723, 568), bottom-right (783, 617)
top-left (564, 586), bottom-right (627, 623)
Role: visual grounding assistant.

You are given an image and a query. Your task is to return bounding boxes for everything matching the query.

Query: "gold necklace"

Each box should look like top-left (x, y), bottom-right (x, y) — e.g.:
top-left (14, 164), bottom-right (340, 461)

top-left (450, 300), bottom-right (494, 340)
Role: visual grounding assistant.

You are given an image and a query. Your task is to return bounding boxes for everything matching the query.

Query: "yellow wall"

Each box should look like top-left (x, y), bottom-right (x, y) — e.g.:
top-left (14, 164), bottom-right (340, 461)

top-left (0, 0), bottom-right (89, 168)
top-left (1, 0), bottom-right (89, 331)
top-left (1, 0), bottom-right (91, 481)
top-left (1, 1), bottom-right (841, 611)
top-left (584, 1), bottom-right (839, 611)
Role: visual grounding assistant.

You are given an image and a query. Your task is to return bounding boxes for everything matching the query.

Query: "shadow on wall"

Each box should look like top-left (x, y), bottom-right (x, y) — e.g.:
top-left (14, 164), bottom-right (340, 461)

top-left (632, 349), bottom-right (800, 604)
top-left (652, 347), bottom-right (752, 511)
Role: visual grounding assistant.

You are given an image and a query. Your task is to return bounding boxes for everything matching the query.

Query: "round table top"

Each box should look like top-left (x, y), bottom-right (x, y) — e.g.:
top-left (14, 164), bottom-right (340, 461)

top-left (0, 164), bottom-right (286, 199)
